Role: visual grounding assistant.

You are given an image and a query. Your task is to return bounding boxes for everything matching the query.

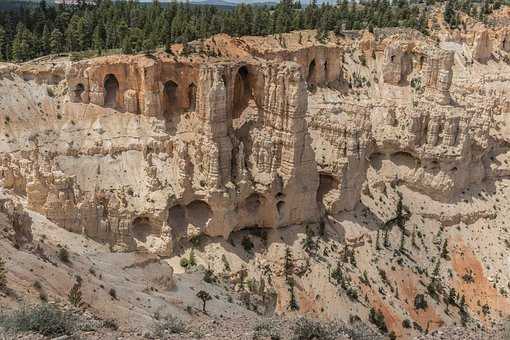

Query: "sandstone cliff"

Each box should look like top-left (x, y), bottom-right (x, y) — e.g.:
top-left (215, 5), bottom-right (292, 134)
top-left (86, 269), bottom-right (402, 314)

top-left (1, 8), bottom-right (510, 338)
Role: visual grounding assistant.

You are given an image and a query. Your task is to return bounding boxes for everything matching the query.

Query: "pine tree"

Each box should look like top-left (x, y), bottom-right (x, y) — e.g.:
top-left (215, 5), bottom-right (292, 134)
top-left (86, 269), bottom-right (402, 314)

top-left (444, 0), bottom-right (457, 28)
top-left (49, 28), bottom-right (64, 54)
top-left (11, 23), bottom-right (33, 62)
top-left (93, 25), bottom-right (104, 55)
top-left (41, 25), bottom-right (50, 56)
top-left (0, 26), bottom-right (6, 61)
top-left (440, 239), bottom-right (449, 260)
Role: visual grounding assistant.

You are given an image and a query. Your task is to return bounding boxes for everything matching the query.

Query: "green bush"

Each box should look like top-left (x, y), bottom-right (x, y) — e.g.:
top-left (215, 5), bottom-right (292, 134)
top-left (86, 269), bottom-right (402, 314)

top-left (180, 249), bottom-right (197, 270)
top-left (0, 304), bottom-right (77, 337)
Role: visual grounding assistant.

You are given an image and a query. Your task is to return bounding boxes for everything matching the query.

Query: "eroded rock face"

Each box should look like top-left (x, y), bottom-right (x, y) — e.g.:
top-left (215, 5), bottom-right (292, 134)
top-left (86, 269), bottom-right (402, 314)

top-left (0, 18), bottom-right (509, 255)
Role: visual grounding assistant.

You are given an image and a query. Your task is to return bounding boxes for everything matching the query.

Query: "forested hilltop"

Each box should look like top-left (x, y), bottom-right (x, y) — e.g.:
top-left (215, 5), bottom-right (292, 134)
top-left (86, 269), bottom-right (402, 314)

top-left (0, 0), bottom-right (506, 62)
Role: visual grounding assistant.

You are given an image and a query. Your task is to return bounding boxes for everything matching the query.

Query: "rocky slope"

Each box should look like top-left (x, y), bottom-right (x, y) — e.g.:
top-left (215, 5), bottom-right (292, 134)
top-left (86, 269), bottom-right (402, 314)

top-left (1, 6), bottom-right (510, 340)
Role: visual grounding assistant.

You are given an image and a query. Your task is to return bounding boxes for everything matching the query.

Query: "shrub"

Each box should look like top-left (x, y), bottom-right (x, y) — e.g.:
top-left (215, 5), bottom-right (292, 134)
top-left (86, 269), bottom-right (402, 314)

top-left (242, 236), bottom-right (254, 253)
top-left (103, 318), bottom-right (118, 330)
top-left (108, 288), bottom-right (117, 300)
top-left (203, 269), bottom-right (216, 284)
top-left (402, 319), bottom-right (412, 328)
top-left (221, 254), bottom-right (231, 272)
top-left (368, 308), bottom-right (387, 333)
top-left (291, 317), bottom-right (337, 340)
top-left (253, 319), bottom-right (281, 340)
top-left (414, 294), bottom-right (428, 310)
top-left (462, 270), bottom-right (475, 283)
top-left (0, 257), bottom-right (6, 290)
top-left (58, 248), bottom-right (70, 263)
top-left (180, 249), bottom-right (197, 270)
top-left (153, 315), bottom-right (186, 337)
top-left (0, 304), bottom-right (77, 337)
top-left (68, 282), bottom-right (83, 307)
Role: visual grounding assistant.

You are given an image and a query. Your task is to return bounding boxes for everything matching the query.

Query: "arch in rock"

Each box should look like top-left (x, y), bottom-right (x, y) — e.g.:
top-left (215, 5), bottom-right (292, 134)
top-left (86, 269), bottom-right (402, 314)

top-left (131, 216), bottom-right (153, 242)
top-left (232, 66), bottom-right (252, 119)
top-left (276, 200), bottom-right (285, 216)
top-left (245, 193), bottom-right (263, 214)
top-left (163, 80), bottom-right (179, 115)
top-left (74, 83), bottom-right (85, 102)
top-left (104, 74), bottom-right (119, 108)
top-left (390, 151), bottom-right (417, 168)
top-left (317, 173), bottom-right (339, 203)
top-left (185, 200), bottom-right (212, 230)
top-left (187, 83), bottom-right (197, 112)
top-left (307, 59), bottom-right (317, 86)
top-left (324, 60), bottom-right (328, 83)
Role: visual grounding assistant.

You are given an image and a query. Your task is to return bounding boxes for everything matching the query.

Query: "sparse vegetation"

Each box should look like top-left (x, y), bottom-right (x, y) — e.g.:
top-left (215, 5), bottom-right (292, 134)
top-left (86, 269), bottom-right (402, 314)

top-left (0, 256), bottom-right (6, 290)
top-left (242, 236), bottom-right (254, 253)
top-left (253, 319), bottom-right (281, 340)
top-left (462, 269), bottom-right (475, 283)
top-left (203, 268), bottom-right (217, 284)
top-left (221, 254), bottom-right (231, 272)
top-left (57, 247), bottom-right (70, 263)
top-left (302, 225), bottom-right (317, 255)
top-left (153, 315), bottom-right (187, 337)
top-left (68, 281), bottom-right (83, 307)
top-left (414, 293), bottom-right (428, 310)
top-left (291, 317), bottom-right (338, 340)
top-left (368, 308), bottom-right (387, 333)
top-left (180, 249), bottom-right (197, 270)
top-left (0, 304), bottom-right (78, 337)
top-left (108, 288), bottom-right (117, 300)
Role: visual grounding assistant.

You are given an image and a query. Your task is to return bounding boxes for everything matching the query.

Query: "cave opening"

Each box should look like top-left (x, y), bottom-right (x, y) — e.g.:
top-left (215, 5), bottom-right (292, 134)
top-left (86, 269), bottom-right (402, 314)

top-left (307, 59), bottom-right (317, 86)
top-left (186, 200), bottom-right (212, 230)
top-left (188, 83), bottom-right (197, 112)
top-left (104, 74), bottom-right (119, 108)
top-left (233, 66), bottom-right (252, 119)
top-left (245, 193), bottom-right (263, 214)
top-left (164, 80), bottom-right (178, 115)
top-left (317, 173), bottom-right (339, 203)
top-left (74, 83), bottom-right (85, 102)
top-left (131, 216), bottom-right (152, 243)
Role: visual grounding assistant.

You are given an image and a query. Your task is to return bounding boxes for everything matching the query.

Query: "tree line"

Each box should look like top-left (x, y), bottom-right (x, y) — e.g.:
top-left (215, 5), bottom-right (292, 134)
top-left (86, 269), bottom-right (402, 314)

top-left (0, 0), bottom-right (505, 62)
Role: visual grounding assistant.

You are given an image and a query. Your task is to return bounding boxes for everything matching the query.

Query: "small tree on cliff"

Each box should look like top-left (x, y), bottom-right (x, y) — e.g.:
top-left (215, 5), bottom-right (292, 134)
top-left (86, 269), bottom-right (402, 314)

top-left (196, 290), bottom-right (212, 313)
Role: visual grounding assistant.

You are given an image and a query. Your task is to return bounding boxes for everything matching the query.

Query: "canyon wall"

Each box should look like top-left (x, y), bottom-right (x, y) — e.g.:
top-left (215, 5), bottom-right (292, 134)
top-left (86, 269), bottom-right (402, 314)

top-left (0, 18), bottom-right (509, 254)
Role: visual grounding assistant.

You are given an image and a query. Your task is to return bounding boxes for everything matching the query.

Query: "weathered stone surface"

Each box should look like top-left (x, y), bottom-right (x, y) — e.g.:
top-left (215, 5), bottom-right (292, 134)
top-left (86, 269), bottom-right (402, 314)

top-left (0, 14), bottom-right (510, 256)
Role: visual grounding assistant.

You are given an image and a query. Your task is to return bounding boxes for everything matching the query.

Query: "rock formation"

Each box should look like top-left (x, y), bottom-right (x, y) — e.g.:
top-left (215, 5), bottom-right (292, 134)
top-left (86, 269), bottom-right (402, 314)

top-left (0, 12), bottom-right (509, 258)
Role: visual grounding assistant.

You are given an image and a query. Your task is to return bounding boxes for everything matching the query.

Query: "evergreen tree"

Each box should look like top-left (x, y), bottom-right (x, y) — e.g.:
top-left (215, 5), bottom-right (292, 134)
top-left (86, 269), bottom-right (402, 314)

top-left (0, 26), bottom-right (6, 61)
top-left (41, 24), bottom-right (50, 55)
top-left (444, 0), bottom-right (457, 28)
top-left (49, 28), bottom-right (64, 54)
top-left (11, 23), bottom-right (33, 61)
top-left (92, 24), bottom-right (104, 55)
